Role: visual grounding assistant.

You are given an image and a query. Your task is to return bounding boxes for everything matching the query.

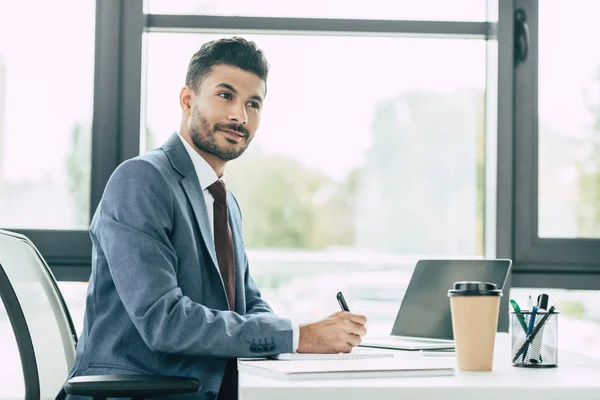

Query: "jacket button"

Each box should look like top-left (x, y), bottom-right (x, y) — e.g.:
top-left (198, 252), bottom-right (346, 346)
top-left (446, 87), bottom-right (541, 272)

top-left (249, 339), bottom-right (258, 352)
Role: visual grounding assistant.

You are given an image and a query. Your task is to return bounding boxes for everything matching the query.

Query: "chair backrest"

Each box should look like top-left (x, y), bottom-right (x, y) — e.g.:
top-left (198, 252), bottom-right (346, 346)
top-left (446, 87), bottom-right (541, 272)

top-left (0, 229), bottom-right (78, 399)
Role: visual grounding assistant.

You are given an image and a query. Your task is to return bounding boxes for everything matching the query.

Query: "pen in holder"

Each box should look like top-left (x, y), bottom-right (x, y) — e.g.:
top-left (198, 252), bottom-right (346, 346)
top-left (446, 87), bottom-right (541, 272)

top-left (510, 309), bottom-right (559, 368)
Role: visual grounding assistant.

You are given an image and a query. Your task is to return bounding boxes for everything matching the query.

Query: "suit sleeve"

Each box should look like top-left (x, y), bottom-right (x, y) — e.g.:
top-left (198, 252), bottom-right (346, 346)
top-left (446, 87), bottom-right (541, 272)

top-left (93, 158), bottom-right (293, 357)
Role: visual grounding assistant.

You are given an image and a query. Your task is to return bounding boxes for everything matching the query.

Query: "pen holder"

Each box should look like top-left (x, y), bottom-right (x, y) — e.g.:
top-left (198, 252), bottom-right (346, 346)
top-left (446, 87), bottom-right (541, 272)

top-left (510, 311), bottom-right (559, 368)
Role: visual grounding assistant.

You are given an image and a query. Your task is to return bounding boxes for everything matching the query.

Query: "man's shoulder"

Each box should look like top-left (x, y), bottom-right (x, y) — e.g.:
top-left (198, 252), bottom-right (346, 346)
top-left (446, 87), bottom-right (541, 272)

top-left (135, 147), bottom-right (171, 171)
top-left (105, 149), bottom-right (178, 193)
top-left (115, 149), bottom-right (172, 177)
top-left (95, 149), bottom-right (176, 224)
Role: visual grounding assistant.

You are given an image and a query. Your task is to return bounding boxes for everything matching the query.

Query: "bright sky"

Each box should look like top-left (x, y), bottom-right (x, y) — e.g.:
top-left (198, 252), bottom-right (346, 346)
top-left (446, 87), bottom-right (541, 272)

top-left (0, 0), bottom-right (486, 184)
top-left (144, 34), bottom-right (486, 181)
top-left (538, 1), bottom-right (600, 132)
top-left (0, 0), bottom-right (95, 182)
top-left (146, 0), bottom-right (488, 21)
top-left (0, 0), bottom-right (599, 183)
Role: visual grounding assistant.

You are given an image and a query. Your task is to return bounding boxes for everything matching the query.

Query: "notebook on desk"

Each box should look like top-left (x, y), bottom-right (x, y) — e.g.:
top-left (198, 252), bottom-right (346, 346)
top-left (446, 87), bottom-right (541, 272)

top-left (360, 259), bottom-right (512, 351)
top-left (239, 357), bottom-right (455, 380)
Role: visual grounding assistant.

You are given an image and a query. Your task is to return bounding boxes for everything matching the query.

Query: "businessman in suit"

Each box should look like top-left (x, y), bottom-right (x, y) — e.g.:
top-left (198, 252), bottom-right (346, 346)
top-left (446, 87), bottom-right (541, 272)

top-left (63, 37), bottom-right (367, 400)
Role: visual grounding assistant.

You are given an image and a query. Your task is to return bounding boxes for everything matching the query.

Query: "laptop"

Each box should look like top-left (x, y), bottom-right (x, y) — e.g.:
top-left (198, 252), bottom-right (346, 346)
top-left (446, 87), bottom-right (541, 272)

top-left (359, 259), bottom-right (512, 351)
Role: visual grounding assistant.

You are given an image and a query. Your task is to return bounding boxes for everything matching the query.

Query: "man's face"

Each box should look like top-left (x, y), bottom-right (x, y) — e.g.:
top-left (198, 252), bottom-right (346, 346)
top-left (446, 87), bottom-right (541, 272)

top-left (186, 64), bottom-right (265, 161)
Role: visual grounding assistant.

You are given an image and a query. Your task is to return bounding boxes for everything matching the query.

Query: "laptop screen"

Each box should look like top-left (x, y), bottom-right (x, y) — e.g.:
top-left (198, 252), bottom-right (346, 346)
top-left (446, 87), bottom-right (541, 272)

top-left (390, 259), bottom-right (512, 340)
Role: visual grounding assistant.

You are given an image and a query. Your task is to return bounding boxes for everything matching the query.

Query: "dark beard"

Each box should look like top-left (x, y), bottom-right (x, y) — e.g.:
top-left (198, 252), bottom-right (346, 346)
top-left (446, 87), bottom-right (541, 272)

top-left (188, 107), bottom-right (251, 161)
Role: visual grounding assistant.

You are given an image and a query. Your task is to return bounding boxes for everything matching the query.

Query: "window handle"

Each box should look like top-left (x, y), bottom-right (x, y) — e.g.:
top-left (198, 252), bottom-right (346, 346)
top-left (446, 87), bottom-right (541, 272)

top-left (514, 8), bottom-right (530, 65)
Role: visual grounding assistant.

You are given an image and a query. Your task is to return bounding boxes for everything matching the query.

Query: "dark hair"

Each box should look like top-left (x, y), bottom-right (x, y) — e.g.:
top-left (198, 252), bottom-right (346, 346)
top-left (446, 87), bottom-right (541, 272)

top-left (185, 37), bottom-right (269, 92)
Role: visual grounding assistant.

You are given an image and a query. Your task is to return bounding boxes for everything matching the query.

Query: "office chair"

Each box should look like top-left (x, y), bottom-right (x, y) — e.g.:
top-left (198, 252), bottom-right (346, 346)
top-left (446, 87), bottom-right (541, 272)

top-left (0, 229), bottom-right (201, 400)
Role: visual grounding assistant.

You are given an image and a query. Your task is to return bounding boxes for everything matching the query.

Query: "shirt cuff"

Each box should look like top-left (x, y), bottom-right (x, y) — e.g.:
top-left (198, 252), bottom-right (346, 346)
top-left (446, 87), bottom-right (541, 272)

top-left (292, 323), bottom-right (300, 352)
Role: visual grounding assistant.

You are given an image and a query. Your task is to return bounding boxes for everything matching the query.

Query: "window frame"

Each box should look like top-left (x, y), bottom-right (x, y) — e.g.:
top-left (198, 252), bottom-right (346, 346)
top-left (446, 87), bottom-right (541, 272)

top-left (3, 0), bottom-right (596, 337)
top-left (7, 0), bottom-right (144, 280)
top-left (21, 0), bottom-right (600, 296)
top-left (512, 0), bottom-right (600, 289)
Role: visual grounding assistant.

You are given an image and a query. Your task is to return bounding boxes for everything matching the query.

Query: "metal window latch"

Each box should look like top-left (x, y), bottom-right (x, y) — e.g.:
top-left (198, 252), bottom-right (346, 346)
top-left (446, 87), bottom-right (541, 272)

top-left (514, 8), bottom-right (530, 65)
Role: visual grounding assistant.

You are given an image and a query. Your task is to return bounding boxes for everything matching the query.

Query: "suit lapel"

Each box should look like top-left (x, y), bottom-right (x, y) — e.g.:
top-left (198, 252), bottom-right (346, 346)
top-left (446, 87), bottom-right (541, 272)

top-left (180, 176), bottom-right (220, 270)
top-left (162, 133), bottom-right (220, 276)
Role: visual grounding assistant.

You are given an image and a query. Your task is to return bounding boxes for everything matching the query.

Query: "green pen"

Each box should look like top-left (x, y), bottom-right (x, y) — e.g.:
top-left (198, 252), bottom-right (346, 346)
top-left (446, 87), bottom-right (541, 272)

top-left (510, 299), bottom-right (528, 333)
top-left (510, 298), bottom-right (543, 363)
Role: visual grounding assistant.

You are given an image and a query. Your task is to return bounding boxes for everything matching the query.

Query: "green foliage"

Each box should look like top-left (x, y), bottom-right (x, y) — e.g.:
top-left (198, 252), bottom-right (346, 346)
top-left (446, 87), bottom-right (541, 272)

top-left (145, 127), bottom-right (156, 151)
top-left (64, 91), bottom-right (488, 253)
top-left (575, 65), bottom-right (600, 237)
top-left (559, 300), bottom-right (585, 319)
top-left (226, 151), bottom-right (357, 248)
top-left (226, 89), bottom-right (487, 253)
top-left (355, 89), bottom-right (485, 254)
top-left (65, 122), bottom-right (91, 227)
top-left (65, 127), bottom-right (155, 227)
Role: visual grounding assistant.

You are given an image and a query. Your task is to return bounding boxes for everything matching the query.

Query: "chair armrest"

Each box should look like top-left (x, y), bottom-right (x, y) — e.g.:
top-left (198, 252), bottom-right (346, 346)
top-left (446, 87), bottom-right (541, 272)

top-left (64, 374), bottom-right (201, 398)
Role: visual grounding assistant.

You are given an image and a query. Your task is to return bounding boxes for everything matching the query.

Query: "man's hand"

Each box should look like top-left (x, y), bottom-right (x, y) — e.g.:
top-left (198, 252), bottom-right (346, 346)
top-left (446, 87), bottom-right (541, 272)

top-left (297, 311), bottom-right (367, 353)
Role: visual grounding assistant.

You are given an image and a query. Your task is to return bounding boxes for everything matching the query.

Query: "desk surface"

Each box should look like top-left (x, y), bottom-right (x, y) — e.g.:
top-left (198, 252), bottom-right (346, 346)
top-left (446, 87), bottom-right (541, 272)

top-left (239, 334), bottom-right (600, 400)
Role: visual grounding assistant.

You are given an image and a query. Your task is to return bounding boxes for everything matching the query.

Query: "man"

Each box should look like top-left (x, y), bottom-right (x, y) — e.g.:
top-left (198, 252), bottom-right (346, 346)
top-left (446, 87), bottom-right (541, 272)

top-left (64, 37), bottom-right (367, 400)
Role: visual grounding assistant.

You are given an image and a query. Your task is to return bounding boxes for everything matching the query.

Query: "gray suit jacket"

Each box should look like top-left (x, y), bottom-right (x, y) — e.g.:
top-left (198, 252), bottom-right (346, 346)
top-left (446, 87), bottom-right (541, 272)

top-left (65, 133), bottom-right (293, 399)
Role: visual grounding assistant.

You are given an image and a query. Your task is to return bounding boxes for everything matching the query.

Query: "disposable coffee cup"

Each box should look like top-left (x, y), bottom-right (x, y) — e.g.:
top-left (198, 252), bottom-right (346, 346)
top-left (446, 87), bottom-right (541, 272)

top-left (448, 281), bottom-right (502, 371)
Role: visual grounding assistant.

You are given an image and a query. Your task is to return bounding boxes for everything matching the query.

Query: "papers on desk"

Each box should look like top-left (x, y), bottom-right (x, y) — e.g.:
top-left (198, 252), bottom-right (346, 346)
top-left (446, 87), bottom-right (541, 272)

top-left (239, 357), bottom-right (455, 380)
top-left (271, 350), bottom-right (394, 361)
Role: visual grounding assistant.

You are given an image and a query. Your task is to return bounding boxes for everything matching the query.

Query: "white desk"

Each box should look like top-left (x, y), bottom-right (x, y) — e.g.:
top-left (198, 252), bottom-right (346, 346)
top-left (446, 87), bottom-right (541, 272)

top-left (239, 334), bottom-right (600, 400)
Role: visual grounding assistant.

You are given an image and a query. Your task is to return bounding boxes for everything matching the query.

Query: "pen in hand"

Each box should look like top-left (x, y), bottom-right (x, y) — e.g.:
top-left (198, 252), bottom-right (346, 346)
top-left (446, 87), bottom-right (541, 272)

top-left (337, 291), bottom-right (350, 312)
top-left (336, 291), bottom-right (367, 350)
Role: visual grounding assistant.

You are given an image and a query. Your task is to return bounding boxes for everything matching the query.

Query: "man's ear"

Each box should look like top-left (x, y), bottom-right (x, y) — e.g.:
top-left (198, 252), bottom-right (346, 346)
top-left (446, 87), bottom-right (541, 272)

top-left (179, 85), bottom-right (193, 111)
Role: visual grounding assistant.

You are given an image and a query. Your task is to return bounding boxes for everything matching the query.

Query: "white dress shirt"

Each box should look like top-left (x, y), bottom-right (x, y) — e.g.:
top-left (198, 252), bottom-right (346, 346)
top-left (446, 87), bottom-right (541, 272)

top-left (177, 133), bottom-right (299, 352)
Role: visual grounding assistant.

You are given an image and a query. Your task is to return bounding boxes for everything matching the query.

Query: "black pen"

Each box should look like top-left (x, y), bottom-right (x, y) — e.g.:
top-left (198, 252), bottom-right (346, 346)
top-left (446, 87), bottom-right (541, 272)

top-left (336, 291), bottom-right (350, 312)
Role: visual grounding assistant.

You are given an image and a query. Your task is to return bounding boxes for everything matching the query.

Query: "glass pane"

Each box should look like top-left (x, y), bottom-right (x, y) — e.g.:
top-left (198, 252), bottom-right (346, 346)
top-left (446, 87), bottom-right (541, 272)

top-left (538, 0), bottom-right (600, 238)
top-left (146, 0), bottom-right (487, 21)
top-left (0, 1), bottom-right (95, 230)
top-left (143, 34), bottom-right (488, 333)
top-left (0, 298), bottom-right (25, 399)
top-left (510, 288), bottom-right (600, 358)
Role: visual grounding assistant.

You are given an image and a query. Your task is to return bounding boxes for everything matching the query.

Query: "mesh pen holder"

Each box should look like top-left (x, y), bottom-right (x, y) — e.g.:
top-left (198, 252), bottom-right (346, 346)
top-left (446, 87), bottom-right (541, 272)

top-left (511, 311), bottom-right (559, 368)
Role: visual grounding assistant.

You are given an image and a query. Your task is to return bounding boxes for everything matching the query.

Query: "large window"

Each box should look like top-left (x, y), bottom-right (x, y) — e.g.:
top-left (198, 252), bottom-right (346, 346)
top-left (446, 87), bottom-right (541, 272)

top-left (0, 1), bottom-right (95, 230)
top-left (144, 32), bottom-right (489, 332)
top-left (513, 0), bottom-right (600, 278)
top-left (21, 1), bottom-right (600, 397)
top-left (3, 1), bottom-right (600, 395)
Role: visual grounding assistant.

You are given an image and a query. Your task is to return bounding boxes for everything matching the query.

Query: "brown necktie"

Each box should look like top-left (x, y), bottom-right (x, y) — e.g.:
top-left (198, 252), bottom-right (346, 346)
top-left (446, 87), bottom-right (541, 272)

top-left (208, 180), bottom-right (238, 400)
top-left (207, 180), bottom-right (235, 311)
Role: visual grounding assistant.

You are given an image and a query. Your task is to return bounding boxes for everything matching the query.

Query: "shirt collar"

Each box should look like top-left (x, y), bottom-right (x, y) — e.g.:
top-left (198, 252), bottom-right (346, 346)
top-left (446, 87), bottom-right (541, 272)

top-left (177, 132), bottom-right (222, 191)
